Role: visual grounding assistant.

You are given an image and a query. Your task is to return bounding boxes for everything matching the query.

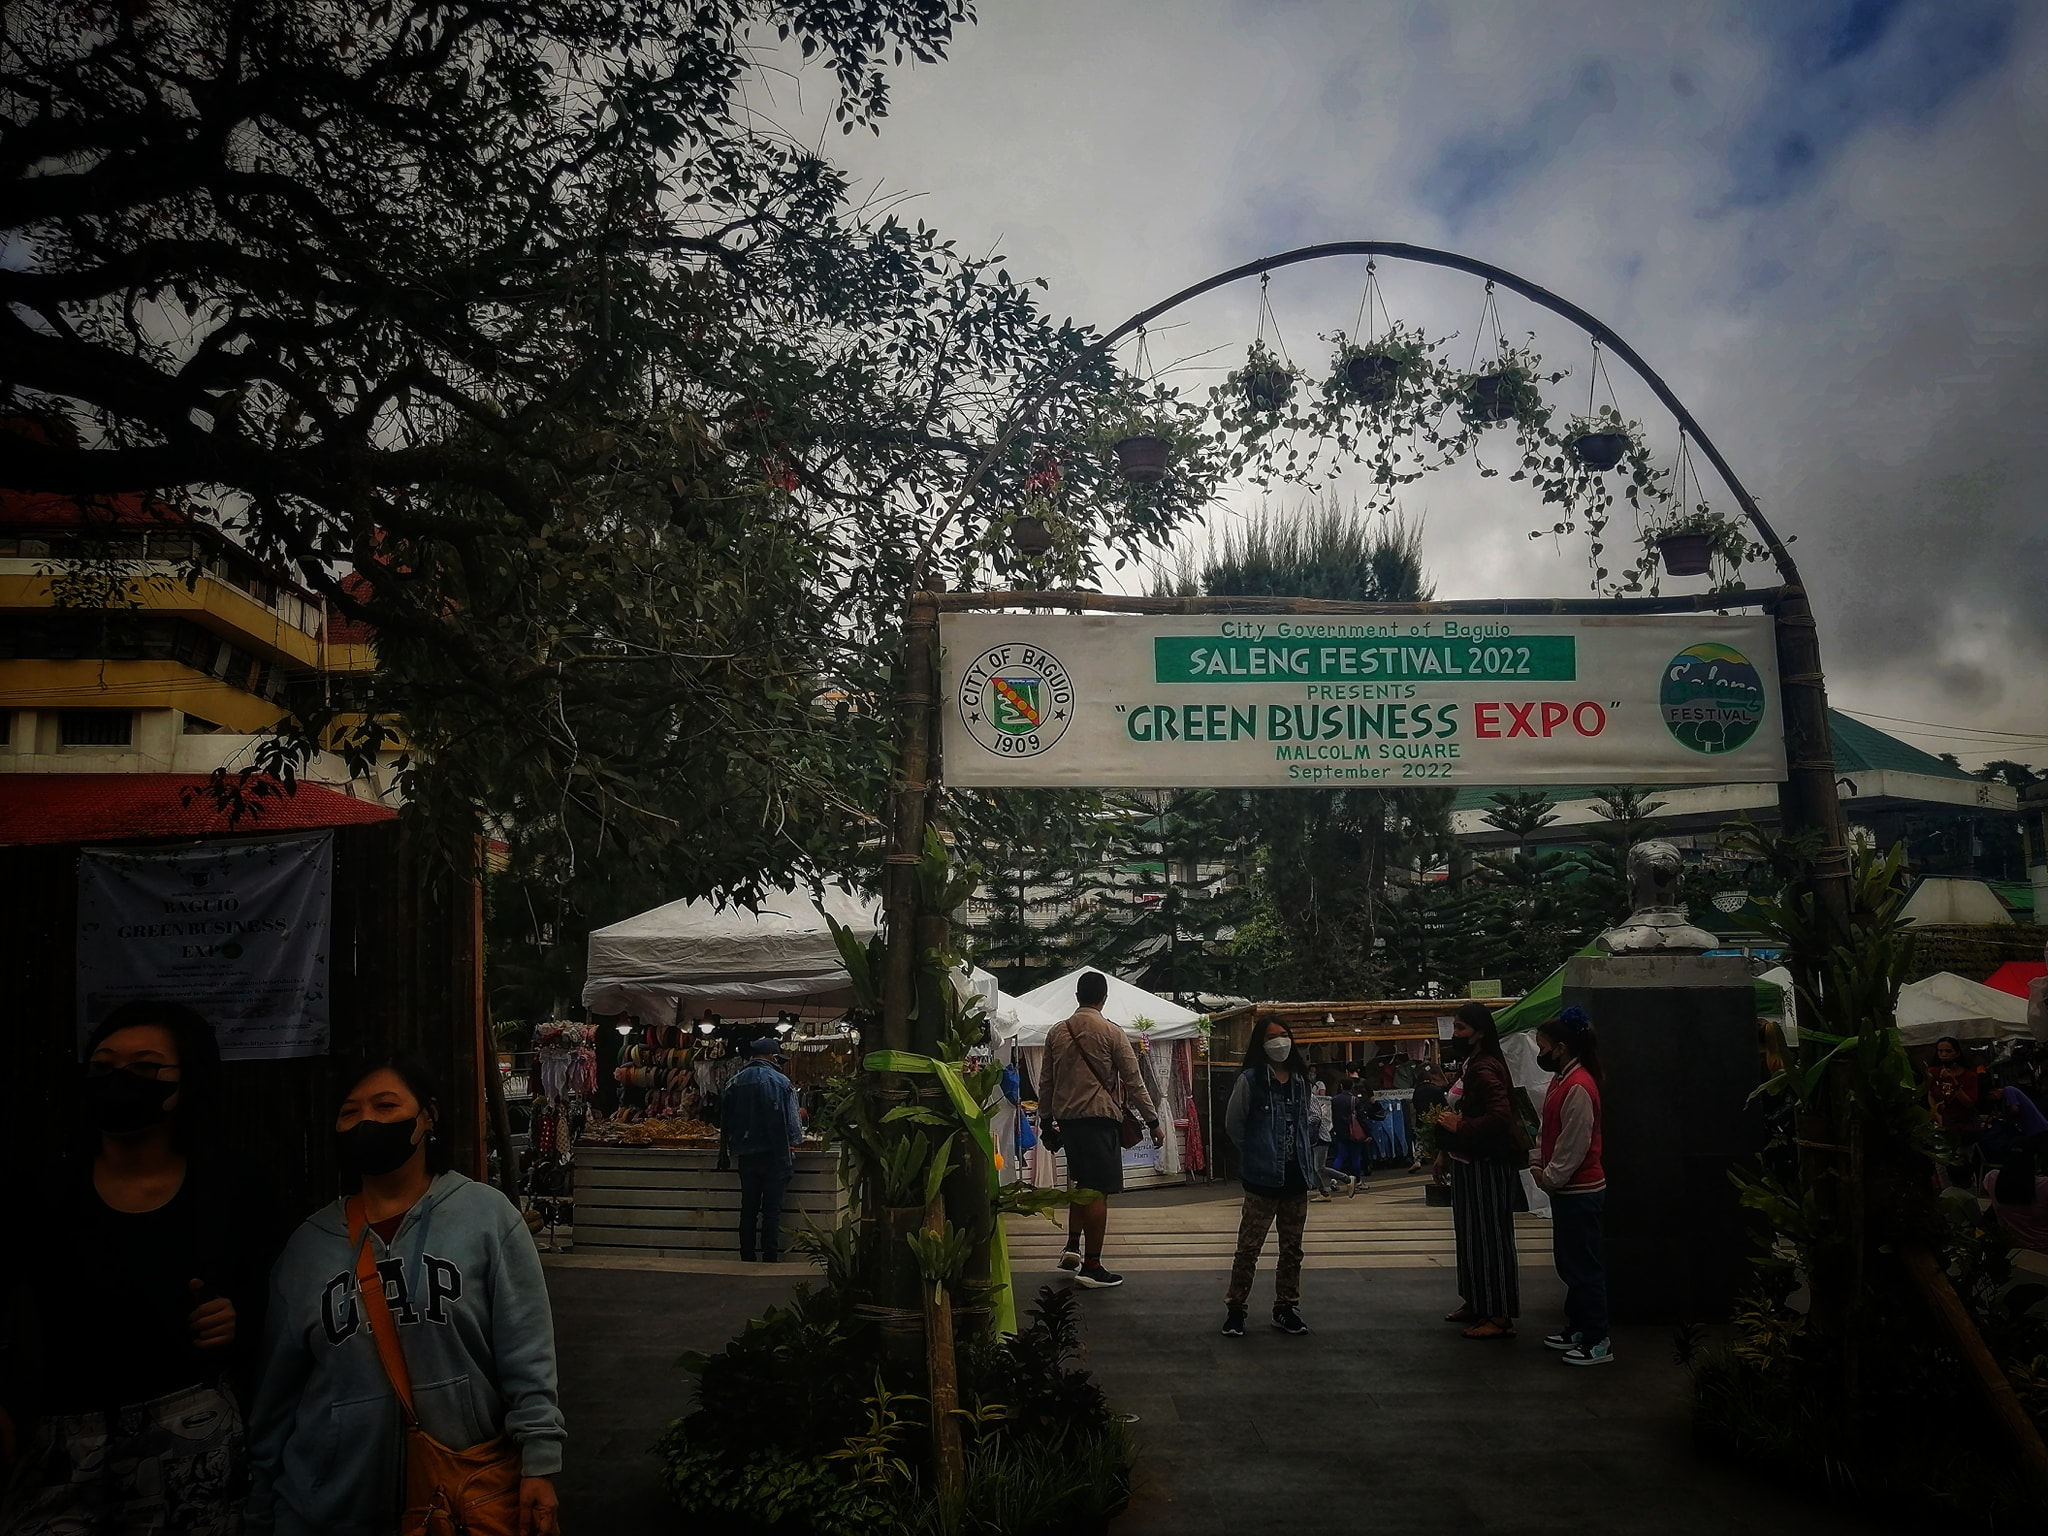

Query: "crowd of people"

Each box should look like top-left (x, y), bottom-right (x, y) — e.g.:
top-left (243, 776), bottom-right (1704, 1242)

top-left (1925, 1035), bottom-right (2048, 1255)
top-left (1031, 981), bottom-right (1614, 1367)
top-left (1, 1001), bottom-right (564, 1536)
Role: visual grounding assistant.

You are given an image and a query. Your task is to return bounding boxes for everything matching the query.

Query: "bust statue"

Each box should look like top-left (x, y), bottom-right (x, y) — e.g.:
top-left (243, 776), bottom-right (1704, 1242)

top-left (1596, 840), bottom-right (1721, 955)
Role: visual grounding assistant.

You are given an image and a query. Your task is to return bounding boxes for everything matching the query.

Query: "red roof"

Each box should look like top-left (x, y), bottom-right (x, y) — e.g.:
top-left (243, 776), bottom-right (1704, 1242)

top-left (1985, 961), bottom-right (2046, 1000)
top-left (0, 488), bottom-right (190, 533)
top-left (0, 774), bottom-right (396, 846)
top-left (322, 571), bottom-right (380, 647)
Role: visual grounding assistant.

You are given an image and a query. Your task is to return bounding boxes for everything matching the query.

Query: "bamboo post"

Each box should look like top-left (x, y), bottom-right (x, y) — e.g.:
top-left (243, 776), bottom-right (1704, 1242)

top-left (1899, 1246), bottom-right (2048, 1502)
top-left (881, 593), bottom-right (940, 1054)
top-left (922, 1194), bottom-right (966, 1502)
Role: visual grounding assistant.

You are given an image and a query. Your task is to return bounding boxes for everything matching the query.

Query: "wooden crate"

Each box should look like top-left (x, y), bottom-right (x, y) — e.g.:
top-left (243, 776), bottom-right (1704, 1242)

top-left (572, 1146), bottom-right (847, 1258)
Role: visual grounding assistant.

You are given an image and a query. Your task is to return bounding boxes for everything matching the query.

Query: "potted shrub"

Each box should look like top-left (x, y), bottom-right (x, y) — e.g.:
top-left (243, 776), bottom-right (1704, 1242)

top-left (1460, 346), bottom-right (1547, 428)
top-left (1652, 509), bottom-right (1748, 578)
top-left (1563, 409), bottom-right (1635, 472)
top-left (1230, 340), bottom-right (1297, 414)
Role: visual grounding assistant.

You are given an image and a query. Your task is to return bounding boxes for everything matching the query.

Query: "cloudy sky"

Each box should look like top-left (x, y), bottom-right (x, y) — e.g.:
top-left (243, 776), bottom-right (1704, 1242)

top-left (782, 0), bottom-right (2047, 767)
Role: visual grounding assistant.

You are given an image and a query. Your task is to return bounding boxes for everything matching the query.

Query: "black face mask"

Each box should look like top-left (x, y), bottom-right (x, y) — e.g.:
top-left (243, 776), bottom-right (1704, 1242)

top-left (1444, 1038), bottom-right (1471, 1062)
top-left (85, 1069), bottom-right (177, 1135)
top-left (1536, 1049), bottom-right (1563, 1074)
top-left (336, 1116), bottom-right (422, 1178)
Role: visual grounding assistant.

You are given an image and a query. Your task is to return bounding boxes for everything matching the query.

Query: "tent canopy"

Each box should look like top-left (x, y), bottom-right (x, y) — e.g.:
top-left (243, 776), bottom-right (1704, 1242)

top-left (582, 885), bottom-right (878, 1016)
top-left (1002, 969), bottom-right (1204, 1047)
top-left (1894, 971), bottom-right (2032, 1047)
top-left (1985, 961), bottom-right (2047, 1001)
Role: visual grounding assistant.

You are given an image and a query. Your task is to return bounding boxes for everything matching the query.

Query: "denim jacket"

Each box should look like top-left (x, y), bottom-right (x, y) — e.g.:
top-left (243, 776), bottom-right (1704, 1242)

top-left (1224, 1067), bottom-right (1317, 1191)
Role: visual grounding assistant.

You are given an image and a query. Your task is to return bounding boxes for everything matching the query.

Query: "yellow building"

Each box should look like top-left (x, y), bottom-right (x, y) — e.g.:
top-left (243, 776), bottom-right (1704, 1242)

top-left (0, 489), bottom-right (391, 797)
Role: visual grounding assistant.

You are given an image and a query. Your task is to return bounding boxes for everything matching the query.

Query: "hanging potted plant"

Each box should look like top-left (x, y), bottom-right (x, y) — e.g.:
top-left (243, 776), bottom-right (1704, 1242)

top-left (1229, 340), bottom-right (1297, 414)
top-left (1650, 508), bottom-right (1750, 578)
top-left (1095, 404), bottom-right (1178, 485)
top-left (1331, 329), bottom-right (1428, 406)
top-left (1459, 345), bottom-right (1549, 428)
top-left (1563, 408), bottom-right (1635, 472)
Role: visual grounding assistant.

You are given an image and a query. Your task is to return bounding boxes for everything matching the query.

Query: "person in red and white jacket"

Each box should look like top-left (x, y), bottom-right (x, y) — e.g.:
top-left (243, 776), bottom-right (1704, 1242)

top-left (1532, 1008), bottom-right (1610, 1367)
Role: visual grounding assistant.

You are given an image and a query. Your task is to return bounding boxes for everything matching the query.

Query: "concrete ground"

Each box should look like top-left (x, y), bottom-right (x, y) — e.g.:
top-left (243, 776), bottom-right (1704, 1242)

top-left (543, 1174), bottom-right (1872, 1535)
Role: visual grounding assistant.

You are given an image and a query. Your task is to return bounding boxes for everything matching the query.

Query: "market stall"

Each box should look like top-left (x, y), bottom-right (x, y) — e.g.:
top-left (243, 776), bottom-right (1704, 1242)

top-left (571, 886), bottom-right (877, 1256)
top-left (999, 970), bottom-right (1208, 1190)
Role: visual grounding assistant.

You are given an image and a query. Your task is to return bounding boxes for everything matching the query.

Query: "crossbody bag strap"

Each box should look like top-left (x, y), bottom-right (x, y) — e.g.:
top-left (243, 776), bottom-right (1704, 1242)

top-left (1066, 1019), bottom-right (1122, 1107)
top-left (346, 1194), bottom-right (420, 1427)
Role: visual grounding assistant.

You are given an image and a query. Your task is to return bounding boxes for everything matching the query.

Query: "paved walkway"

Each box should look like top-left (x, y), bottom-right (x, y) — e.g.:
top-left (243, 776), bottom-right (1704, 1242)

top-left (544, 1174), bottom-right (1869, 1534)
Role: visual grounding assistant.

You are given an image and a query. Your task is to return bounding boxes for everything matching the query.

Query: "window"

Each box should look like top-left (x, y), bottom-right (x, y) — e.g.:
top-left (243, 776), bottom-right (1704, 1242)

top-left (59, 711), bottom-right (133, 747)
top-left (0, 710), bottom-right (10, 745)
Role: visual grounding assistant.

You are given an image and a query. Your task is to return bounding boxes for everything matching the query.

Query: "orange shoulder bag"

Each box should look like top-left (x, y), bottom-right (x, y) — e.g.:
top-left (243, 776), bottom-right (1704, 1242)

top-left (348, 1196), bottom-right (523, 1536)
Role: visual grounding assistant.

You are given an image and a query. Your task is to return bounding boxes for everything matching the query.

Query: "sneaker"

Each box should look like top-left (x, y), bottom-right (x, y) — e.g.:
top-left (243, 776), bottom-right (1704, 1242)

top-left (1272, 1304), bottom-right (1310, 1335)
top-left (1543, 1331), bottom-right (1581, 1352)
top-left (1221, 1306), bottom-right (1247, 1337)
top-left (1056, 1248), bottom-right (1082, 1272)
top-left (1075, 1262), bottom-right (1124, 1289)
top-left (1561, 1338), bottom-right (1614, 1367)
top-left (1310, 1190), bottom-right (1332, 1202)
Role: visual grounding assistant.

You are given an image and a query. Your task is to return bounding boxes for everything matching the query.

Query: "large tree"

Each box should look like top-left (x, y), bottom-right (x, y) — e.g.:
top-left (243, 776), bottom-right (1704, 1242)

top-left (4, 1), bottom-right (1222, 1008)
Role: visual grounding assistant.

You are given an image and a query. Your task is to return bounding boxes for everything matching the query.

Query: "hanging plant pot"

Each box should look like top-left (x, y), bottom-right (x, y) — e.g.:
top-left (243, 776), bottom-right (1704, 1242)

top-left (1343, 351), bottom-right (1402, 405)
top-left (1657, 532), bottom-right (1715, 577)
top-left (1114, 434), bottom-right (1172, 484)
top-left (1568, 430), bottom-right (1630, 472)
top-left (1011, 513), bottom-right (1054, 559)
top-left (1465, 371), bottom-right (1520, 422)
top-left (1243, 367), bottom-right (1294, 413)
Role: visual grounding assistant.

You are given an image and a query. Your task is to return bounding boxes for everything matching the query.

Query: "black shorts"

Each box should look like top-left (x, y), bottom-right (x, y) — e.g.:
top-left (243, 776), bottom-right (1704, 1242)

top-left (1060, 1116), bottom-right (1126, 1197)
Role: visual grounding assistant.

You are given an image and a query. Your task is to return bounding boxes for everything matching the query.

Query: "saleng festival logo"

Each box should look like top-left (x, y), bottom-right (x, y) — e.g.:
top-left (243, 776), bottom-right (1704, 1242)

top-left (958, 642), bottom-right (1075, 758)
top-left (1660, 642), bottom-right (1766, 754)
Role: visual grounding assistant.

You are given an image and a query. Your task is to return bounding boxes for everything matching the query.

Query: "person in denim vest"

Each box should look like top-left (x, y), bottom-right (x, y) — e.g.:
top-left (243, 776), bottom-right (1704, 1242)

top-left (717, 1041), bottom-right (804, 1262)
top-left (1220, 1015), bottom-right (1318, 1337)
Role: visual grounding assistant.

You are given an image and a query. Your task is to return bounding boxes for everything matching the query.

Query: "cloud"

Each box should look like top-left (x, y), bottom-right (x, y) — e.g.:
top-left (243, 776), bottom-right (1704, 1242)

top-left (777, 0), bottom-right (2048, 763)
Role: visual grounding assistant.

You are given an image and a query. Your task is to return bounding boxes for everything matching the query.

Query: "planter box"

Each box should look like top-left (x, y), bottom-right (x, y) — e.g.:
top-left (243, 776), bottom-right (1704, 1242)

top-left (570, 1146), bottom-right (847, 1259)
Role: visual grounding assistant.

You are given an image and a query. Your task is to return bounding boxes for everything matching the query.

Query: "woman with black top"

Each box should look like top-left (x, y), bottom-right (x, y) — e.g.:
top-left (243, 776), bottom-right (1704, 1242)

top-left (1433, 1001), bottom-right (1521, 1340)
top-left (2, 1000), bottom-right (282, 1536)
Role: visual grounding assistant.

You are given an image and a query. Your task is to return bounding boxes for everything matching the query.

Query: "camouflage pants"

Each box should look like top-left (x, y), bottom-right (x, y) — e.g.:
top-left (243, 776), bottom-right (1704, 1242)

top-left (1225, 1188), bottom-right (1309, 1307)
top-left (3, 1384), bottom-right (244, 1536)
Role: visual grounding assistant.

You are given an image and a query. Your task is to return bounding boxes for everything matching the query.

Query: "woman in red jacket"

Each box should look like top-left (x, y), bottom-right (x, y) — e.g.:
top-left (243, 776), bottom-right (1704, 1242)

top-left (1532, 1008), bottom-right (1610, 1367)
top-left (1433, 1002), bottom-right (1521, 1340)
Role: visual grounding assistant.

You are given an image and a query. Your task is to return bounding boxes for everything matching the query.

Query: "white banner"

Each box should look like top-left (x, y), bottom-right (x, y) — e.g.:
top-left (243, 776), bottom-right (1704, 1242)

top-left (76, 832), bottom-right (334, 1060)
top-left (941, 612), bottom-right (1786, 788)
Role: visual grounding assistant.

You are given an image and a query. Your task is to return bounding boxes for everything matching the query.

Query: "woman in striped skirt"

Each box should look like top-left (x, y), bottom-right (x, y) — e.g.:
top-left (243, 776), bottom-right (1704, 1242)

top-left (1433, 1001), bottom-right (1521, 1339)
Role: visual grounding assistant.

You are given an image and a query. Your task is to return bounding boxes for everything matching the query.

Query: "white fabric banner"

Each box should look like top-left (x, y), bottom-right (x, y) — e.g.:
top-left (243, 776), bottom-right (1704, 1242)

top-left (941, 612), bottom-right (1786, 788)
top-left (76, 832), bottom-right (334, 1060)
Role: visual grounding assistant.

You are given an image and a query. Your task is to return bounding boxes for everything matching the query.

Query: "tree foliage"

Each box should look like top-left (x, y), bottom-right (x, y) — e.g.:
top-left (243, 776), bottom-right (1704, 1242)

top-left (5, 1), bottom-right (1224, 1012)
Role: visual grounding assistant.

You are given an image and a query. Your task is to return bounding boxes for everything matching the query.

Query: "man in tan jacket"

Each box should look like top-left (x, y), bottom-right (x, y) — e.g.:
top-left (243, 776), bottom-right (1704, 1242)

top-left (1038, 971), bottom-right (1161, 1288)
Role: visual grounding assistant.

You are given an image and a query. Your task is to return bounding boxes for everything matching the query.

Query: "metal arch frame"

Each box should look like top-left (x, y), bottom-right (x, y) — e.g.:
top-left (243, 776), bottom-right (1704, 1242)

top-left (920, 240), bottom-right (1800, 588)
top-left (889, 240), bottom-right (1851, 1053)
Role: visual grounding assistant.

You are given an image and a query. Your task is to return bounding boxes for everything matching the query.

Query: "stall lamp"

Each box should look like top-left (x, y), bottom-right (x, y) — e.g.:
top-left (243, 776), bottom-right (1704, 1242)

top-left (696, 1021), bottom-right (716, 1036)
top-left (775, 1021), bottom-right (794, 1036)
top-left (614, 1022), bottom-right (632, 1037)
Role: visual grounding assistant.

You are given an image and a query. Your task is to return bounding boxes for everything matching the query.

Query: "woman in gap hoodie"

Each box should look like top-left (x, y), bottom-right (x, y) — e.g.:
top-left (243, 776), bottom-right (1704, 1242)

top-left (245, 1056), bottom-right (565, 1535)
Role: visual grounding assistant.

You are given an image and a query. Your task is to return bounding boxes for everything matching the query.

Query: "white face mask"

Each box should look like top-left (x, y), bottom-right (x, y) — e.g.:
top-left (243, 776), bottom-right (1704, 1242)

top-left (1263, 1036), bottom-right (1292, 1063)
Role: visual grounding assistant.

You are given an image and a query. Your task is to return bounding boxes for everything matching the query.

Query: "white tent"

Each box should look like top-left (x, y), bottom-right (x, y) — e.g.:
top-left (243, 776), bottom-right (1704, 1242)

top-left (581, 886), bottom-right (878, 1018)
top-left (1004, 969), bottom-right (1205, 1047)
top-left (1900, 877), bottom-right (2014, 927)
top-left (1001, 970), bottom-right (1208, 1188)
top-left (1894, 971), bottom-right (2033, 1047)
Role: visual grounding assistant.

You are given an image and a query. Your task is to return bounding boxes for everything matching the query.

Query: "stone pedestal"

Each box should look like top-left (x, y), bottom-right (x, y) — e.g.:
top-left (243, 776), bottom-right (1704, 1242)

top-left (1563, 954), bottom-right (1763, 1326)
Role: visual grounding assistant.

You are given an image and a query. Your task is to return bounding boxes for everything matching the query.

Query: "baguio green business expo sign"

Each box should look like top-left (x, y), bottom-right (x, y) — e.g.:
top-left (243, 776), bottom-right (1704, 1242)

top-left (941, 612), bottom-right (1785, 788)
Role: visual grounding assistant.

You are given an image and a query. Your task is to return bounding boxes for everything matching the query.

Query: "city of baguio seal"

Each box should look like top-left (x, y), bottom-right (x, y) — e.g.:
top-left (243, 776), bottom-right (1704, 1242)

top-left (958, 642), bottom-right (1075, 757)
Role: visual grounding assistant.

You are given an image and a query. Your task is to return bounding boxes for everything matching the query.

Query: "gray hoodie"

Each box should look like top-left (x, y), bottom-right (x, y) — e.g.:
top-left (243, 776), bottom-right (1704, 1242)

top-left (245, 1172), bottom-right (565, 1535)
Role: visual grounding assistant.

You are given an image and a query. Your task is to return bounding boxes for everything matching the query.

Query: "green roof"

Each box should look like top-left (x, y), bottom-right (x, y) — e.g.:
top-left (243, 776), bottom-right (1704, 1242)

top-left (1453, 710), bottom-right (1974, 814)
